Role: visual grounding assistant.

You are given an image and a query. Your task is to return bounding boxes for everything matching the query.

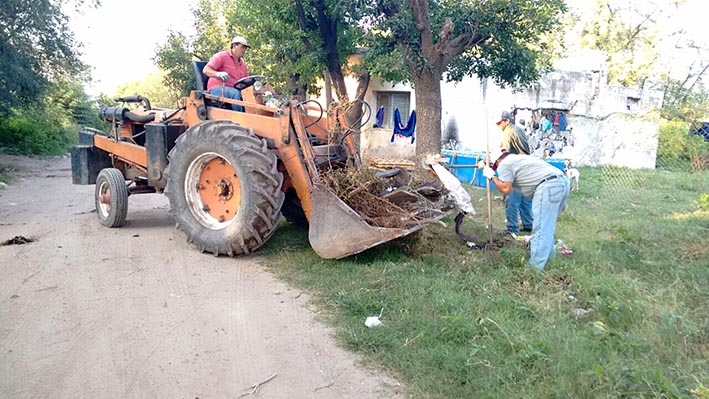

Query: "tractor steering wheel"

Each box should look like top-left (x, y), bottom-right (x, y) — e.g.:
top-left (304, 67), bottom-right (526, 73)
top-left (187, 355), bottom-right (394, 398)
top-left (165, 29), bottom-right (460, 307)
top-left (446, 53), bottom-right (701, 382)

top-left (233, 75), bottom-right (266, 91)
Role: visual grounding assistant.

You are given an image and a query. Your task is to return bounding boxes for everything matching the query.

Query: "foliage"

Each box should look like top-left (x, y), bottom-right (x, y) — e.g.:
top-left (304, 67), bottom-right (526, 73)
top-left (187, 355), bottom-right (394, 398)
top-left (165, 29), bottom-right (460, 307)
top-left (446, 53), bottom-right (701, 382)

top-left (657, 119), bottom-right (709, 171)
top-left (262, 166), bottom-right (708, 397)
top-left (0, 107), bottom-right (75, 156)
top-left (662, 78), bottom-right (709, 122)
top-left (0, 79), bottom-right (102, 156)
top-left (578, 0), bottom-right (664, 86)
top-left (113, 70), bottom-right (182, 109)
top-left (153, 32), bottom-right (197, 99)
top-left (43, 80), bottom-right (103, 129)
top-left (0, 0), bottom-right (93, 114)
top-left (235, 0), bottom-right (323, 97)
top-left (191, 0), bottom-right (239, 60)
top-left (153, 0), bottom-right (240, 100)
top-left (575, 0), bottom-right (709, 90)
top-left (363, 0), bottom-right (566, 87)
top-left (660, 72), bottom-right (708, 172)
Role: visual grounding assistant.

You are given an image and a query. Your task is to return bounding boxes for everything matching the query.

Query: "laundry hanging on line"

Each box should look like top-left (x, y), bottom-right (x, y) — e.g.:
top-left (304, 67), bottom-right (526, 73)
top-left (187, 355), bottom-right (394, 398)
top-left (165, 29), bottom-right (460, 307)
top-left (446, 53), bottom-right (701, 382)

top-left (373, 106), bottom-right (385, 128)
top-left (391, 108), bottom-right (416, 144)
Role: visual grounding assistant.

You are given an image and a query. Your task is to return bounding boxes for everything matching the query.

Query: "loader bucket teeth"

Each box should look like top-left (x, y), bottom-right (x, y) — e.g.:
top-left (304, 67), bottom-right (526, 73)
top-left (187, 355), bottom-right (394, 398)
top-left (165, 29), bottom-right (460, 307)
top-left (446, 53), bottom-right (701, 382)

top-left (308, 183), bottom-right (436, 259)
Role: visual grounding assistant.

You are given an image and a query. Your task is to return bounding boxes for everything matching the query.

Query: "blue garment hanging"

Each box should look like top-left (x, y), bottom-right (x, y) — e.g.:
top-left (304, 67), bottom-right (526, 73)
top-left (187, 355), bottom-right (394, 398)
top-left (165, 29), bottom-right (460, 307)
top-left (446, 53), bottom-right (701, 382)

top-left (373, 106), bottom-right (385, 128)
top-left (390, 108), bottom-right (416, 144)
top-left (559, 111), bottom-right (568, 131)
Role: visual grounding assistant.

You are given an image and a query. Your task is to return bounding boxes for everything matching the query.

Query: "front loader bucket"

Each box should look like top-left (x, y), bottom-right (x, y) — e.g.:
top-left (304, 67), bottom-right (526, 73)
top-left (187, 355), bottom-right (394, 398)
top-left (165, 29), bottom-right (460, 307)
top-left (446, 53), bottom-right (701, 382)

top-left (308, 183), bottom-right (433, 259)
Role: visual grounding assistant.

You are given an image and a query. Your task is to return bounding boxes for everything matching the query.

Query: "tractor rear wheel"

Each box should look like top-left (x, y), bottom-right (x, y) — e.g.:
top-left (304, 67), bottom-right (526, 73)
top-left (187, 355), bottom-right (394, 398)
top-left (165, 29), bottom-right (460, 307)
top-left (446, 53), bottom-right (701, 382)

top-left (95, 168), bottom-right (128, 227)
top-left (164, 120), bottom-right (284, 256)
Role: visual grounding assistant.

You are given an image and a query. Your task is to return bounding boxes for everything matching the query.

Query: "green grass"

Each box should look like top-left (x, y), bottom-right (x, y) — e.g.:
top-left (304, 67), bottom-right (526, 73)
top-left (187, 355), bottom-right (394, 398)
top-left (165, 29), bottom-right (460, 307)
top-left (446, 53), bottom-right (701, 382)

top-left (261, 167), bottom-right (709, 398)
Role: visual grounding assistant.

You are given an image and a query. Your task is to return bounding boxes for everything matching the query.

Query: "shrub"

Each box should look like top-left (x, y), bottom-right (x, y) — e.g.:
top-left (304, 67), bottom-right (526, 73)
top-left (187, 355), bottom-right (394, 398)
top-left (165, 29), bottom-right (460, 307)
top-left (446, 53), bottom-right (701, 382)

top-left (0, 107), bottom-right (76, 155)
top-left (657, 119), bottom-right (709, 170)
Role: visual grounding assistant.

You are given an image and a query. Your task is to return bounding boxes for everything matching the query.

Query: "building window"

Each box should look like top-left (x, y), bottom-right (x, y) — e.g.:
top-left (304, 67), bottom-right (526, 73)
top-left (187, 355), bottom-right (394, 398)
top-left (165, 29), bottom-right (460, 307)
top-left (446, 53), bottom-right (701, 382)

top-left (376, 91), bottom-right (411, 129)
top-left (626, 96), bottom-right (640, 111)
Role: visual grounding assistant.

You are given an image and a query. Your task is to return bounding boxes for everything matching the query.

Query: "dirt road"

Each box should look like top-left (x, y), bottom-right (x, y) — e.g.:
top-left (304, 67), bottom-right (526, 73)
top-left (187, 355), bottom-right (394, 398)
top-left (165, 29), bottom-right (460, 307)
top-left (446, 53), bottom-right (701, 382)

top-left (0, 155), bottom-right (401, 398)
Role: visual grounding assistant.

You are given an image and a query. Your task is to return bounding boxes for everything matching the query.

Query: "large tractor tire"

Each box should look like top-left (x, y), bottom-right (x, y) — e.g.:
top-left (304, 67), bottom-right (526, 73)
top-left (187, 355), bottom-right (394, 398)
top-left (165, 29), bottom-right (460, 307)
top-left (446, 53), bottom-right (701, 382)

top-left (164, 120), bottom-right (285, 256)
top-left (95, 168), bottom-right (128, 227)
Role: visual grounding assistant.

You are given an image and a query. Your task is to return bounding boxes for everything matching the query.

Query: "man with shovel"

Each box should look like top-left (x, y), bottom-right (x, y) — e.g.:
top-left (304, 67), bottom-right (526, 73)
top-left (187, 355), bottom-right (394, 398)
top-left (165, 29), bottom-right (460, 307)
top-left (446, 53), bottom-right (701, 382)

top-left (480, 148), bottom-right (570, 270)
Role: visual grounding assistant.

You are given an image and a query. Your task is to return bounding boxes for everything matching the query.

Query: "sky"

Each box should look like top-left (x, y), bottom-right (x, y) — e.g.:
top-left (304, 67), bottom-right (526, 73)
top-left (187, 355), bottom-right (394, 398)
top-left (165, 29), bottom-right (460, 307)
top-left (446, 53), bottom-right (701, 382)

top-left (68, 0), bottom-right (195, 96)
top-left (69, 0), bottom-right (707, 97)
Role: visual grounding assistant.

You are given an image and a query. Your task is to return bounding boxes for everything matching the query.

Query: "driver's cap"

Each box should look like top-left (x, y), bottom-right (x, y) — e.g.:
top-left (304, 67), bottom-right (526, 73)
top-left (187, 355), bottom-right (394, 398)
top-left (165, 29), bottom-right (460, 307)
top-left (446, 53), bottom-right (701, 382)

top-left (231, 36), bottom-right (251, 48)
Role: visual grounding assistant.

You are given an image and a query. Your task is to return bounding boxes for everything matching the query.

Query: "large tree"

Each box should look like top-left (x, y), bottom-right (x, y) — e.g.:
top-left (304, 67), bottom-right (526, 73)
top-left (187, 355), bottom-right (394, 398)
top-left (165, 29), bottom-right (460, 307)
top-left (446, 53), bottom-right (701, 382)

top-left (0, 0), bottom-right (92, 114)
top-left (363, 0), bottom-right (567, 163)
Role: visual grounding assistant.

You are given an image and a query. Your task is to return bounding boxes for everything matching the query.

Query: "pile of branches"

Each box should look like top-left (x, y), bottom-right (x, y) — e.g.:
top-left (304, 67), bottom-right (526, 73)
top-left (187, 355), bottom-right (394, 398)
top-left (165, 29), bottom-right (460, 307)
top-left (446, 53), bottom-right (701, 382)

top-left (319, 167), bottom-right (450, 229)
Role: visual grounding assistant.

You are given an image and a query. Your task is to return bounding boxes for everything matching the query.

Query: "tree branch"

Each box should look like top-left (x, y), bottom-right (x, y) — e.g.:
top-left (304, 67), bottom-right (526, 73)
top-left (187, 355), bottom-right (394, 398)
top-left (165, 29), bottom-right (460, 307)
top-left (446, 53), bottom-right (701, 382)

top-left (409, 0), bottom-right (434, 57)
top-left (294, 0), bottom-right (316, 52)
top-left (682, 62), bottom-right (709, 104)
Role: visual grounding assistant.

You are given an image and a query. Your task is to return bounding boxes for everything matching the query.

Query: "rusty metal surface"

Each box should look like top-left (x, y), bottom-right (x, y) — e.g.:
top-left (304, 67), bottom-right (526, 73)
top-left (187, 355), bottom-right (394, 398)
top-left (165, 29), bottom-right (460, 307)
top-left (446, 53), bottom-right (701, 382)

top-left (308, 183), bottom-right (430, 259)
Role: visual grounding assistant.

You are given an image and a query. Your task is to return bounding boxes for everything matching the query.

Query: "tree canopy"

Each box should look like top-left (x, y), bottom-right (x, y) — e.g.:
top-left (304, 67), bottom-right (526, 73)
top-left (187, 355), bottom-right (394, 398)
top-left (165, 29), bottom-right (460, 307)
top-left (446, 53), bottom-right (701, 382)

top-left (154, 0), bottom-right (566, 162)
top-left (0, 0), bottom-right (93, 113)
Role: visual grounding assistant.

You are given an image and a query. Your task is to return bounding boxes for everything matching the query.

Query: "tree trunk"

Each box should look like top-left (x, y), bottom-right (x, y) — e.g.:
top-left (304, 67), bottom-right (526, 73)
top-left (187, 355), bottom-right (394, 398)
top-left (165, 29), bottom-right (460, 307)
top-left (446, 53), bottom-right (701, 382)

top-left (324, 69), bottom-right (333, 105)
top-left (411, 70), bottom-right (442, 168)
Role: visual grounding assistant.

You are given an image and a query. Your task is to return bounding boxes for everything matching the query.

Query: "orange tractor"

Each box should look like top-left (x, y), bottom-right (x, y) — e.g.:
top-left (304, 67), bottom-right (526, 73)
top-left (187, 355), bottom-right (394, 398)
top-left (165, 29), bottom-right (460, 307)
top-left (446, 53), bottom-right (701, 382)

top-left (71, 62), bottom-right (443, 259)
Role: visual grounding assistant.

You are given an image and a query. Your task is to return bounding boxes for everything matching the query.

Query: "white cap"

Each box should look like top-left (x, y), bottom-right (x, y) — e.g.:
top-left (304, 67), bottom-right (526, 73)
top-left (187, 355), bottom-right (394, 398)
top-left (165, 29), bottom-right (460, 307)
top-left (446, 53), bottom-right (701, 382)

top-left (231, 36), bottom-right (251, 48)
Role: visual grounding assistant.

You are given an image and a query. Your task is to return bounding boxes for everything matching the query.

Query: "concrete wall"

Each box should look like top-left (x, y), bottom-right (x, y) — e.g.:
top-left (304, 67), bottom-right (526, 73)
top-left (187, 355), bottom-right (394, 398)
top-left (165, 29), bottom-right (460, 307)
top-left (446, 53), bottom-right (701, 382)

top-left (360, 127), bottom-right (416, 162)
top-left (565, 114), bottom-right (660, 168)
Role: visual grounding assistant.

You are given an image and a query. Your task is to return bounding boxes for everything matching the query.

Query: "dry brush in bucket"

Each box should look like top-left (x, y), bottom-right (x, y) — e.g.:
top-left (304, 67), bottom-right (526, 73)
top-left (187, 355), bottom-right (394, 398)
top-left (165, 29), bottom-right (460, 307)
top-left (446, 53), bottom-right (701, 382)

top-left (319, 167), bottom-right (451, 229)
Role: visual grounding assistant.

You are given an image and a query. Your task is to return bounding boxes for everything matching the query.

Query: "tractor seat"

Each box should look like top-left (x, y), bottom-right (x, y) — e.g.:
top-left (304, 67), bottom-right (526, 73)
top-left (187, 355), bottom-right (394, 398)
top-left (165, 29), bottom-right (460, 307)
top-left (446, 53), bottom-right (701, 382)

top-left (192, 60), bottom-right (231, 109)
top-left (192, 60), bottom-right (209, 92)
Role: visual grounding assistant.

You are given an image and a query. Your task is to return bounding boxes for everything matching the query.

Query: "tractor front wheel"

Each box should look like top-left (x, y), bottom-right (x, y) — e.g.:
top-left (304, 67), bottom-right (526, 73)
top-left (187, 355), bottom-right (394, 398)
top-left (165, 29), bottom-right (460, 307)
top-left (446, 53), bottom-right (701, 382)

top-left (95, 168), bottom-right (128, 227)
top-left (164, 121), bottom-right (284, 256)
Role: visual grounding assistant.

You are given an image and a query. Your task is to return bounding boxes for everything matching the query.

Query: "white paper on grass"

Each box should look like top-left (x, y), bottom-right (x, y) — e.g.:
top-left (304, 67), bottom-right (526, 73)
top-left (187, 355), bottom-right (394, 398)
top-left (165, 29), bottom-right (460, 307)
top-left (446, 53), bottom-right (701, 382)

top-left (365, 316), bottom-right (382, 328)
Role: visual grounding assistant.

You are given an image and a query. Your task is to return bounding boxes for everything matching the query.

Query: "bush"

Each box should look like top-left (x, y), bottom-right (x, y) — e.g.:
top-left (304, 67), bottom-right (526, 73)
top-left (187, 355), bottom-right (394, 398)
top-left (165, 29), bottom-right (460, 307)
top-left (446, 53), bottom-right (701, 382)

top-left (657, 119), bottom-right (709, 171)
top-left (0, 107), bottom-right (76, 155)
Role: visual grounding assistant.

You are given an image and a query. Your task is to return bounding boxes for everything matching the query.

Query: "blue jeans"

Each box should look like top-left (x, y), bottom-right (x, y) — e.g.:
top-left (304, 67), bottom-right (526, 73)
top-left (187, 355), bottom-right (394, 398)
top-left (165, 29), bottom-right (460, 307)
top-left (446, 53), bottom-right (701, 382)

top-left (528, 177), bottom-right (570, 270)
top-left (209, 86), bottom-right (244, 112)
top-left (506, 189), bottom-right (533, 233)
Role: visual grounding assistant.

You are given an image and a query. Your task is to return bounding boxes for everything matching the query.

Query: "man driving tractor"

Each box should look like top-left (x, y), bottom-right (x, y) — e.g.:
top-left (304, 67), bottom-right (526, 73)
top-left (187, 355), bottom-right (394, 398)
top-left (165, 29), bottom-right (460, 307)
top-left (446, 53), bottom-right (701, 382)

top-left (202, 35), bottom-right (251, 112)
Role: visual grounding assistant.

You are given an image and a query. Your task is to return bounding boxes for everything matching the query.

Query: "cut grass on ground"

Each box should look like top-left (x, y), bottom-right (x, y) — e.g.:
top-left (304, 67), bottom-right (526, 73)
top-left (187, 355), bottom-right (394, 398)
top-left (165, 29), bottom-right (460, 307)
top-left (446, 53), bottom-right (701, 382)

top-left (261, 167), bottom-right (708, 398)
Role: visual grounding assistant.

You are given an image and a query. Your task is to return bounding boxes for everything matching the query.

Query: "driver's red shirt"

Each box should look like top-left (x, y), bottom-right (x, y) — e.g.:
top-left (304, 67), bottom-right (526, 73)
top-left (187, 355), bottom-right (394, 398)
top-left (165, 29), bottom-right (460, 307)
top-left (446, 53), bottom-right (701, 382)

top-left (206, 50), bottom-right (249, 91)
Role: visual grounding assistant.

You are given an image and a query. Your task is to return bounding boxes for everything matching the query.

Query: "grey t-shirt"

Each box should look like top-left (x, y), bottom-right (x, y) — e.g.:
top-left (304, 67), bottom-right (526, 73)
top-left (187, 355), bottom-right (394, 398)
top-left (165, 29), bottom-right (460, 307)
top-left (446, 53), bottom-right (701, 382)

top-left (497, 154), bottom-right (562, 198)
